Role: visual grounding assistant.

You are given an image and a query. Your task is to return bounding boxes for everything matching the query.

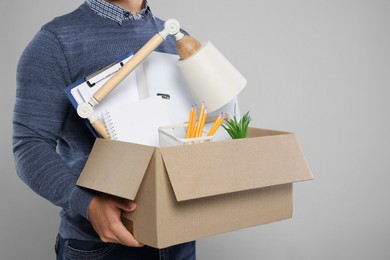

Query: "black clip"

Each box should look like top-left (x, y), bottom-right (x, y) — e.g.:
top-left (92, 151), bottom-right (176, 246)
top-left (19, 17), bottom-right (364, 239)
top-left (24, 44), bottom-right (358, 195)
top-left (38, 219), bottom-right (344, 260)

top-left (84, 60), bottom-right (124, 88)
top-left (157, 93), bottom-right (170, 99)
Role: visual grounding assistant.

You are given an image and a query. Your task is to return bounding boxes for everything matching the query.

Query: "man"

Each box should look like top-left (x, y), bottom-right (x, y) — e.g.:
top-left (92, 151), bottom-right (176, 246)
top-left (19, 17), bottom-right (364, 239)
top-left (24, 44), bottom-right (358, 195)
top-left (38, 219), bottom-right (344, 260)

top-left (13, 0), bottom-right (196, 259)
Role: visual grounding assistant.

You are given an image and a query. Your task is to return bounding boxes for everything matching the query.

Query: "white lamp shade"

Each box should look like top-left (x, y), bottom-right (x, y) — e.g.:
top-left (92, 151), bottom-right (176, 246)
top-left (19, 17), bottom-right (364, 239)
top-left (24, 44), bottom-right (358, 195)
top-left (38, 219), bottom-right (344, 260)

top-left (176, 41), bottom-right (247, 112)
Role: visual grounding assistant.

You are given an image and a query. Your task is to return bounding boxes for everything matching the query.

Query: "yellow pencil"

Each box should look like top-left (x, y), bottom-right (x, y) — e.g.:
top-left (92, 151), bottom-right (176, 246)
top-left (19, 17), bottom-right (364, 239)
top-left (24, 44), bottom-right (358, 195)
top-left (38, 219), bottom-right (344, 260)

top-left (186, 106), bottom-right (196, 138)
top-left (194, 102), bottom-right (205, 137)
top-left (190, 121), bottom-right (198, 138)
top-left (207, 113), bottom-right (224, 136)
top-left (197, 108), bottom-right (208, 137)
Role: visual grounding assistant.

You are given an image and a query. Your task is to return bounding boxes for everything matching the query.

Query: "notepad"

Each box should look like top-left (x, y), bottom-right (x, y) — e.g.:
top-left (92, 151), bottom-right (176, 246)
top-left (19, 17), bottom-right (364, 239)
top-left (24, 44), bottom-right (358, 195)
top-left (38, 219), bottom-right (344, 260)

top-left (102, 96), bottom-right (171, 146)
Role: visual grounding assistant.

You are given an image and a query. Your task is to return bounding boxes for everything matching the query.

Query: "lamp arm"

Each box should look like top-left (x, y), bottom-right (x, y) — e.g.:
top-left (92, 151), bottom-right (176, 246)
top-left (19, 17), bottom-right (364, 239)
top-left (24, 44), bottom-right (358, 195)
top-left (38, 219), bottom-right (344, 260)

top-left (90, 118), bottom-right (110, 139)
top-left (92, 34), bottom-right (165, 104)
top-left (92, 19), bottom-right (182, 105)
top-left (76, 19), bottom-right (182, 138)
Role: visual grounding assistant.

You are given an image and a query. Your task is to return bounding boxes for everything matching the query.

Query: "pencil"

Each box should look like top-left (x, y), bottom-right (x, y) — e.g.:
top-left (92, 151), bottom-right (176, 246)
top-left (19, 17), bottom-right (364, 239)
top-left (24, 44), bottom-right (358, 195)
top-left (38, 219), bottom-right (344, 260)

top-left (194, 102), bottom-right (205, 137)
top-left (186, 106), bottom-right (196, 138)
top-left (207, 113), bottom-right (224, 136)
top-left (197, 108), bottom-right (208, 137)
top-left (190, 121), bottom-right (198, 138)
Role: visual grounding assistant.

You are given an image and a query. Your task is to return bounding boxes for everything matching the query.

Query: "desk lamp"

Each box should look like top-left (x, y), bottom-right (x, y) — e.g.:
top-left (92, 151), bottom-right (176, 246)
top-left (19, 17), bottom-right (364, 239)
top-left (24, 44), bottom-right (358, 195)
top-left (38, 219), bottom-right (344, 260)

top-left (77, 19), bottom-right (247, 139)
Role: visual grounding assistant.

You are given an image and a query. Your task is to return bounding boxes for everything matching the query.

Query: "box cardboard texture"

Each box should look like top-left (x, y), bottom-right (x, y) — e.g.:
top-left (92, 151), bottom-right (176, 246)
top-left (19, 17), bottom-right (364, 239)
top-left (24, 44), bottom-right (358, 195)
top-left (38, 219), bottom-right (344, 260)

top-left (77, 128), bottom-right (313, 248)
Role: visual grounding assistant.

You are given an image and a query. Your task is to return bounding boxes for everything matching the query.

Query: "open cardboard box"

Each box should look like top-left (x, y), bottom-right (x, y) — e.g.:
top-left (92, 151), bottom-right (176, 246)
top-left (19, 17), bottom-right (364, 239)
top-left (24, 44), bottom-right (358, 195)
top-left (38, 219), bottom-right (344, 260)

top-left (77, 128), bottom-right (313, 248)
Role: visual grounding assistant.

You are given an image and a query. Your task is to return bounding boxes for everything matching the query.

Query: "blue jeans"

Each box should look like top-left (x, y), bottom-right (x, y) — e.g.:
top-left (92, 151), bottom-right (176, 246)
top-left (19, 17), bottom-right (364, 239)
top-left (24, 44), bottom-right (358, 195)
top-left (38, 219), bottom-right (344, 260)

top-left (55, 235), bottom-right (196, 260)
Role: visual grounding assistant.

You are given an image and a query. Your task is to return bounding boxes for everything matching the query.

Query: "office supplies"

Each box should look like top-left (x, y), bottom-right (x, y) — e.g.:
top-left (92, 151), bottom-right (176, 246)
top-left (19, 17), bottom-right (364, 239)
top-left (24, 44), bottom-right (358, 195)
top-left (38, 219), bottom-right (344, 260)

top-left (183, 102), bottom-right (234, 140)
top-left (159, 124), bottom-right (213, 147)
top-left (65, 51), bottom-right (191, 136)
top-left (185, 106), bottom-right (196, 138)
top-left (194, 102), bottom-right (206, 138)
top-left (65, 52), bottom-right (137, 137)
top-left (190, 121), bottom-right (198, 139)
top-left (66, 50), bottom-right (239, 142)
top-left (177, 41), bottom-right (246, 112)
top-left (207, 113), bottom-right (226, 137)
top-left (102, 96), bottom-right (171, 146)
top-left (197, 108), bottom-right (207, 138)
top-left (65, 53), bottom-right (136, 104)
top-left (75, 19), bottom-right (246, 138)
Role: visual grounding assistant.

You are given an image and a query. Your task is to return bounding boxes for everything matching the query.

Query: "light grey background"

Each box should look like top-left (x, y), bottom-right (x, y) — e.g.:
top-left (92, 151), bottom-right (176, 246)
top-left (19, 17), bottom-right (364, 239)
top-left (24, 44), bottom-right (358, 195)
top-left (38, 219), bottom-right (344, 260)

top-left (1, 0), bottom-right (389, 259)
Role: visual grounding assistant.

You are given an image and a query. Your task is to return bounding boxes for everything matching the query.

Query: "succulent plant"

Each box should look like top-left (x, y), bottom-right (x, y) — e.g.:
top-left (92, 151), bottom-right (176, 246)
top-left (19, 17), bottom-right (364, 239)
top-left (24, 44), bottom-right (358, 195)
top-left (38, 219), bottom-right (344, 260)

top-left (222, 111), bottom-right (251, 139)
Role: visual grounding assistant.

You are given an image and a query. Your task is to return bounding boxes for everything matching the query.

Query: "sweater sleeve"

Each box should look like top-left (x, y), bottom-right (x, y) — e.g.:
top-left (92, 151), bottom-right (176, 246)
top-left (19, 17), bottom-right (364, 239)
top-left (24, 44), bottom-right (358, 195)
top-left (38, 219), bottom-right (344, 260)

top-left (13, 29), bottom-right (95, 219)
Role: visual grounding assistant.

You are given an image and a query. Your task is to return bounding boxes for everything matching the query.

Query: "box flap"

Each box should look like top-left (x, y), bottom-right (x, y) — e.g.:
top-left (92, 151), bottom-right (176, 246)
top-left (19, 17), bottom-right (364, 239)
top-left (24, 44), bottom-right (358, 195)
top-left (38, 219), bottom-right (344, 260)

top-left (77, 139), bottom-right (155, 200)
top-left (160, 130), bottom-right (312, 202)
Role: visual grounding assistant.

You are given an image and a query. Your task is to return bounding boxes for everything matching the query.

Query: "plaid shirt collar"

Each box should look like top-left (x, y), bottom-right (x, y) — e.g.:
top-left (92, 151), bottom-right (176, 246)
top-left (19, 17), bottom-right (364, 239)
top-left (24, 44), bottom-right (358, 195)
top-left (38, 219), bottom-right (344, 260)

top-left (86, 0), bottom-right (150, 25)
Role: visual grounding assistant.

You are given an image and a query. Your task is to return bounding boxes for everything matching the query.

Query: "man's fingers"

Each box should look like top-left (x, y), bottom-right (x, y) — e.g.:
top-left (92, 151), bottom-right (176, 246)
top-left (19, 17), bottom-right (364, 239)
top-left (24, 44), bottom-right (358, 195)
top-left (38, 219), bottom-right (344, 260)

top-left (112, 197), bottom-right (137, 212)
top-left (111, 221), bottom-right (144, 247)
top-left (88, 194), bottom-right (141, 247)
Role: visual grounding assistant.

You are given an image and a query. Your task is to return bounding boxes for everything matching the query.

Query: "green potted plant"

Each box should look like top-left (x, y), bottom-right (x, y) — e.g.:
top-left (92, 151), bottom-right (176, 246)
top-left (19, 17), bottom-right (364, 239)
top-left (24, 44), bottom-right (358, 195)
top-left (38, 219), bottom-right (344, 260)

top-left (222, 111), bottom-right (251, 139)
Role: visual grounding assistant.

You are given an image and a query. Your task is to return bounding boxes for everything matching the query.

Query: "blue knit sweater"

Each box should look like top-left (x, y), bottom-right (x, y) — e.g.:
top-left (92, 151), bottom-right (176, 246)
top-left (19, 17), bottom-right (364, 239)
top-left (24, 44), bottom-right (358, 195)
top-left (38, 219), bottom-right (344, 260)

top-left (13, 3), bottom-right (178, 241)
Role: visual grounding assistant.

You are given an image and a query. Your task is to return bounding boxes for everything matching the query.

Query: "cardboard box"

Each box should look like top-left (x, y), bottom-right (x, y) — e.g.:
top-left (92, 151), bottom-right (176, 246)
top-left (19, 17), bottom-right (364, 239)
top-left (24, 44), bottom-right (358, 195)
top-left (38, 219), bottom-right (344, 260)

top-left (77, 128), bottom-right (312, 248)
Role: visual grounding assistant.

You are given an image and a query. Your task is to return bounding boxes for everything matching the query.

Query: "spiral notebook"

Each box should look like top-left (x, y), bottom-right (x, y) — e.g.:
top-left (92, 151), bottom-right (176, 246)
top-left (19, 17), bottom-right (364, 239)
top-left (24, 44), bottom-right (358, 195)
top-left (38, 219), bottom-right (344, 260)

top-left (102, 96), bottom-right (171, 146)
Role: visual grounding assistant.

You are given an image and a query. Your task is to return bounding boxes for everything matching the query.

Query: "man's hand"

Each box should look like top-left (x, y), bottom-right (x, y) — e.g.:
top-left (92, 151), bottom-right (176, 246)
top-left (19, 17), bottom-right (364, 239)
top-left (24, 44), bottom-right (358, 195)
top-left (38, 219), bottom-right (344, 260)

top-left (88, 193), bottom-right (144, 247)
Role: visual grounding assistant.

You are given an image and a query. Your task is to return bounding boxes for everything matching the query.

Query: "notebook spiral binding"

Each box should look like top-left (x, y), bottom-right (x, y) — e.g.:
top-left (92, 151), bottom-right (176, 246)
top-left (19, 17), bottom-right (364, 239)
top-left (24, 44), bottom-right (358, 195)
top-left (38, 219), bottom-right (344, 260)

top-left (102, 111), bottom-right (118, 140)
